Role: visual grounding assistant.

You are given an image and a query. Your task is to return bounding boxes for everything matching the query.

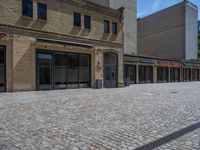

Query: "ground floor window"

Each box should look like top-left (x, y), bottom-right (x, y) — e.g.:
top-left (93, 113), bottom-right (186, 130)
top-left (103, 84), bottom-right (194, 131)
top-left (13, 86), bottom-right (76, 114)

top-left (157, 67), bottom-right (169, 83)
top-left (192, 69), bottom-right (199, 81)
top-left (170, 68), bottom-right (180, 82)
top-left (36, 50), bottom-right (91, 90)
top-left (139, 66), bottom-right (153, 83)
top-left (0, 46), bottom-right (5, 92)
top-left (183, 68), bottom-right (191, 82)
top-left (124, 65), bottom-right (136, 84)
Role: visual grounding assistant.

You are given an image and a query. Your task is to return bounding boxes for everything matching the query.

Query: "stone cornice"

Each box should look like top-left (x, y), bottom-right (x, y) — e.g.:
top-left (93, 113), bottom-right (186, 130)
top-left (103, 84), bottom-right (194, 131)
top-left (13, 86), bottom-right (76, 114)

top-left (0, 24), bottom-right (123, 48)
top-left (59, 0), bottom-right (122, 19)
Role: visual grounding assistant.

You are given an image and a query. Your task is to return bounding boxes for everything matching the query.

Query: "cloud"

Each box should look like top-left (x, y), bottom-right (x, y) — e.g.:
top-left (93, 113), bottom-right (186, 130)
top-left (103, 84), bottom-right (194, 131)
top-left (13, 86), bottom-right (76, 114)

top-left (152, 0), bottom-right (162, 11)
top-left (138, 11), bottom-right (147, 18)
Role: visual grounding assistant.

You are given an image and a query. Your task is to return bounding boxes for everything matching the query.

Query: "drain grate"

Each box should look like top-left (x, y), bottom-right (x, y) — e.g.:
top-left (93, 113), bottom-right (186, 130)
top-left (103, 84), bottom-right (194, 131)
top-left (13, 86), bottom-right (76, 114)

top-left (171, 91), bottom-right (178, 94)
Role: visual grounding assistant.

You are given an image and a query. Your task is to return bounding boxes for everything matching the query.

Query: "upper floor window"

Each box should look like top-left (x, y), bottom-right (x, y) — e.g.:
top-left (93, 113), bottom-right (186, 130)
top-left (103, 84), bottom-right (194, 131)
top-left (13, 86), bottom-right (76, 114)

top-left (104, 20), bottom-right (110, 33)
top-left (74, 12), bottom-right (81, 27)
top-left (37, 3), bottom-right (47, 20)
top-left (112, 22), bottom-right (117, 35)
top-left (84, 15), bottom-right (91, 29)
top-left (22, 0), bottom-right (33, 17)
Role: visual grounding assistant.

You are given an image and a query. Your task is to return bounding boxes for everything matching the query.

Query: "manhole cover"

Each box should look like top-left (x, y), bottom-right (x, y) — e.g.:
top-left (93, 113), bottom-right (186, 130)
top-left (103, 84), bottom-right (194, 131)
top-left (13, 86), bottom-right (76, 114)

top-left (171, 92), bottom-right (178, 94)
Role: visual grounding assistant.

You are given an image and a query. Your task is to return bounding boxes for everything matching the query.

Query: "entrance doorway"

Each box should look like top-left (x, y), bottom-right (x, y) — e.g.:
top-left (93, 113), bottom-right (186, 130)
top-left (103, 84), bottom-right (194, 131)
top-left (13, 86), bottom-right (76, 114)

top-left (0, 46), bottom-right (5, 92)
top-left (139, 66), bottom-right (153, 83)
top-left (37, 53), bottom-right (53, 90)
top-left (170, 68), bottom-right (180, 82)
top-left (157, 67), bottom-right (169, 83)
top-left (192, 69), bottom-right (199, 81)
top-left (183, 68), bottom-right (191, 82)
top-left (104, 52), bottom-right (118, 88)
top-left (124, 65), bottom-right (136, 84)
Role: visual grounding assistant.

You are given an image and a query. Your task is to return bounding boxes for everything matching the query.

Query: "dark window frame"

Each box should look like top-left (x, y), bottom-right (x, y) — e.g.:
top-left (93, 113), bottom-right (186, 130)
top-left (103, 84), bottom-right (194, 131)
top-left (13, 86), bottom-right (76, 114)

top-left (84, 15), bottom-right (91, 29)
top-left (22, 0), bottom-right (33, 17)
top-left (37, 2), bottom-right (47, 20)
top-left (157, 67), bottom-right (169, 83)
top-left (36, 49), bottom-right (91, 90)
top-left (170, 67), bottom-right (180, 82)
top-left (104, 20), bottom-right (110, 33)
top-left (139, 65), bottom-right (153, 83)
top-left (74, 12), bottom-right (81, 27)
top-left (112, 22), bottom-right (117, 35)
top-left (0, 46), bottom-right (6, 92)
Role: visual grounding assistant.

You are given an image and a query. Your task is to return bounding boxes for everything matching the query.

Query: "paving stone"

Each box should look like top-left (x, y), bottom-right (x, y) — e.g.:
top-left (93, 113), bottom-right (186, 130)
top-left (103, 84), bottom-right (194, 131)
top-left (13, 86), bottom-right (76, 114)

top-left (1, 82), bottom-right (200, 149)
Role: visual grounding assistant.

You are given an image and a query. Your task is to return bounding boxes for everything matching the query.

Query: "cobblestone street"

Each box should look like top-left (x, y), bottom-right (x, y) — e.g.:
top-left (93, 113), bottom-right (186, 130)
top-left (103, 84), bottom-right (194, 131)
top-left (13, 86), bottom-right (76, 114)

top-left (1, 82), bottom-right (200, 150)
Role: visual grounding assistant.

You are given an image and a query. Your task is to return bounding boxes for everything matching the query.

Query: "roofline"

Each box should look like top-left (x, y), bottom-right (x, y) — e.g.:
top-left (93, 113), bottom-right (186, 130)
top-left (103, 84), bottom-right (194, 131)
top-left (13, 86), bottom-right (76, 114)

top-left (124, 54), bottom-right (183, 62)
top-left (137, 0), bottom-right (198, 21)
top-left (73, 0), bottom-right (122, 16)
top-left (124, 54), bottom-right (200, 64)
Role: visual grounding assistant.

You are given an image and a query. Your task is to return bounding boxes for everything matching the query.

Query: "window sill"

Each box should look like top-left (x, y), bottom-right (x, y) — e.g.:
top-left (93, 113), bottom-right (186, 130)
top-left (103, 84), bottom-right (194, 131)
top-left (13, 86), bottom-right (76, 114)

top-left (84, 28), bottom-right (91, 31)
top-left (103, 32), bottom-right (110, 35)
top-left (73, 26), bottom-right (81, 29)
top-left (21, 15), bottom-right (33, 20)
top-left (112, 34), bottom-right (117, 36)
top-left (36, 18), bottom-right (47, 22)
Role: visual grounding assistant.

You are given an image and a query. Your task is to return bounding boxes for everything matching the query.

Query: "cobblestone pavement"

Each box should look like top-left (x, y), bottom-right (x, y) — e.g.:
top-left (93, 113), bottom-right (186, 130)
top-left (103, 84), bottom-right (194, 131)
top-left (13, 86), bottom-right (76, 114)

top-left (1, 82), bottom-right (200, 150)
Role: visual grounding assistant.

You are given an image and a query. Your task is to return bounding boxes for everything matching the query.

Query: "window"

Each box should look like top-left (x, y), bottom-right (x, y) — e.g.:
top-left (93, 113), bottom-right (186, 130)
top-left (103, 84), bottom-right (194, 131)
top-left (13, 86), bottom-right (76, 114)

top-left (54, 54), bottom-right (67, 89)
top-left (67, 54), bottom-right (79, 88)
top-left (37, 3), bottom-right (47, 20)
top-left (0, 47), bottom-right (5, 92)
top-left (112, 22), bottom-right (117, 35)
top-left (84, 15), bottom-right (91, 29)
top-left (0, 50), bottom-right (4, 64)
top-left (74, 12), bottom-right (81, 27)
top-left (22, 0), bottom-right (33, 17)
top-left (104, 20), bottom-right (110, 33)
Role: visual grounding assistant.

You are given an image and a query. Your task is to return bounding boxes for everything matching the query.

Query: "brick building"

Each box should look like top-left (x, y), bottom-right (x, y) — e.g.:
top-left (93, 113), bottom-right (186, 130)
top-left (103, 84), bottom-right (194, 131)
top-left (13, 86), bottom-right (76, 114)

top-left (0, 0), bottom-right (124, 92)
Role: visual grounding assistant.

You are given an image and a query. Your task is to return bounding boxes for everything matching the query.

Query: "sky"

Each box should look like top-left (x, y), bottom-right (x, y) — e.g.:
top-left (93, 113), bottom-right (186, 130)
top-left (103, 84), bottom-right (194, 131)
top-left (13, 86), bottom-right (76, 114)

top-left (137, 0), bottom-right (200, 20)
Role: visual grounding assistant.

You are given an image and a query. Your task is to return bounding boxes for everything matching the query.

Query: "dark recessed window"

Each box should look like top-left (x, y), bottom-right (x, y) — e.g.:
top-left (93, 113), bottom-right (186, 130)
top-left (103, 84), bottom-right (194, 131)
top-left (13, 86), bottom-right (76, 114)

top-left (37, 3), bottom-right (47, 20)
top-left (74, 12), bottom-right (81, 27)
top-left (112, 22), bottom-right (117, 35)
top-left (22, 0), bottom-right (33, 17)
top-left (104, 20), bottom-right (110, 33)
top-left (0, 50), bottom-right (4, 64)
top-left (84, 15), bottom-right (91, 29)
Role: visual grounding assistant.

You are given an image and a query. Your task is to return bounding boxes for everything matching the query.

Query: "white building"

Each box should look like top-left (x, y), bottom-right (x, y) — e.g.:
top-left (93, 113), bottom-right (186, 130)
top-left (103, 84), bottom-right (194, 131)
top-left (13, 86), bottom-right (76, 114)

top-left (87, 0), bottom-right (137, 55)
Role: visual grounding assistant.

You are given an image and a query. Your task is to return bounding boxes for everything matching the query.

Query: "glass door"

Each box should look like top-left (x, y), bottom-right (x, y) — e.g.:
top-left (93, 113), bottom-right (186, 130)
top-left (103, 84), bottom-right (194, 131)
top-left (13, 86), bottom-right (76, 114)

top-left (124, 65), bottom-right (136, 84)
top-left (104, 53), bottom-right (118, 88)
top-left (38, 61), bottom-right (52, 90)
top-left (37, 53), bottom-right (53, 90)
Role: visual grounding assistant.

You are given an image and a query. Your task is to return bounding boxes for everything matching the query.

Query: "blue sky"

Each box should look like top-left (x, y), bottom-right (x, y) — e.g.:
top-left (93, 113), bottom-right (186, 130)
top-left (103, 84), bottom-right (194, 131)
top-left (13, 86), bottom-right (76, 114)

top-left (137, 0), bottom-right (200, 20)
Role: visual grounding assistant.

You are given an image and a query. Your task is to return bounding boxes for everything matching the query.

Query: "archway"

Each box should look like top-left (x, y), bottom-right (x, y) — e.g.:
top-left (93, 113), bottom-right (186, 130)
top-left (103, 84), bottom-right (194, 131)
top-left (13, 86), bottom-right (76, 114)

top-left (103, 52), bottom-right (118, 88)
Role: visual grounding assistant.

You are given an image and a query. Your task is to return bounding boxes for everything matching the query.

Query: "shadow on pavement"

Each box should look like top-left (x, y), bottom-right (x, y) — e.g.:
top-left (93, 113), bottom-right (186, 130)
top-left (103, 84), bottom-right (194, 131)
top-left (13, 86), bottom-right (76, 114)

top-left (135, 121), bottom-right (200, 150)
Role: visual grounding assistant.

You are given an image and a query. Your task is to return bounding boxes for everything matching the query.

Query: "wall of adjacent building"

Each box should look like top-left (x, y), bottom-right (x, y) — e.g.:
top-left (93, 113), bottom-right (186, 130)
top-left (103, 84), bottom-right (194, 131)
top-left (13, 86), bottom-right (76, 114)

top-left (185, 2), bottom-right (198, 60)
top-left (88, 0), bottom-right (137, 55)
top-left (138, 2), bottom-right (186, 60)
top-left (138, 1), bottom-right (198, 60)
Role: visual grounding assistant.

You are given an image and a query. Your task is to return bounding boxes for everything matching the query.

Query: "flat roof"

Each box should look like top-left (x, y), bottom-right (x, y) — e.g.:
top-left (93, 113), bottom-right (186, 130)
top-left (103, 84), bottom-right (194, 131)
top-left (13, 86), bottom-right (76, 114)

top-left (137, 1), bottom-right (198, 21)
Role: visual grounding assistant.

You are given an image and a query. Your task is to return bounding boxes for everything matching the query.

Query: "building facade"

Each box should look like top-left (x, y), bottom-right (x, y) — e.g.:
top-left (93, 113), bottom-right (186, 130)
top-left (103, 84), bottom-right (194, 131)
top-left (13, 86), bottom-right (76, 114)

top-left (198, 21), bottom-right (200, 34)
top-left (124, 55), bottom-right (200, 85)
top-left (87, 0), bottom-right (137, 55)
top-left (137, 1), bottom-right (198, 60)
top-left (0, 0), bottom-right (124, 92)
